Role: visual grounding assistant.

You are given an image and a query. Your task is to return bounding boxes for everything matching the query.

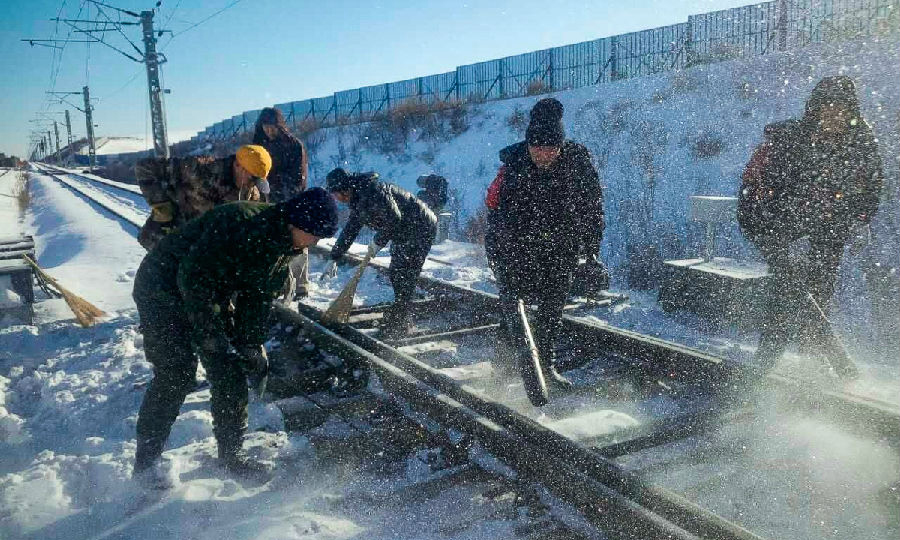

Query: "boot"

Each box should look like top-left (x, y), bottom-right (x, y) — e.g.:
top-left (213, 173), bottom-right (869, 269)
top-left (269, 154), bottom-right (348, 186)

top-left (132, 457), bottom-right (177, 490)
top-left (380, 303), bottom-right (412, 340)
top-left (817, 329), bottom-right (859, 380)
top-left (219, 449), bottom-right (274, 484)
top-left (540, 353), bottom-right (573, 390)
top-left (535, 323), bottom-right (573, 391)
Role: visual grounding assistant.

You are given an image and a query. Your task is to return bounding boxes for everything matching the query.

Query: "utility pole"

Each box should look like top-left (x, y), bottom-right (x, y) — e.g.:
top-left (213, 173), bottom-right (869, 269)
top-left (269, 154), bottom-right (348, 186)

top-left (47, 88), bottom-right (97, 171)
top-left (53, 121), bottom-right (61, 162)
top-left (26, 2), bottom-right (172, 159)
top-left (82, 86), bottom-right (97, 171)
top-left (47, 130), bottom-right (54, 158)
top-left (65, 110), bottom-right (73, 148)
top-left (141, 10), bottom-right (169, 158)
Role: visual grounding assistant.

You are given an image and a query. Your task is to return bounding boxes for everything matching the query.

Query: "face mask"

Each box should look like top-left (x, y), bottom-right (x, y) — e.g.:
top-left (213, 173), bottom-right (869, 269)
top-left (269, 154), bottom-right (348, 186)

top-left (255, 177), bottom-right (271, 195)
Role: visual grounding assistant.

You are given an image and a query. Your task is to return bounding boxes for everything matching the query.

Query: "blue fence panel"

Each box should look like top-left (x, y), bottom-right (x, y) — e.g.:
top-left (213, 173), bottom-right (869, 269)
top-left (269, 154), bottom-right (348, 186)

top-left (457, 59), bottom-right (502, 101)
top-left (243, 109), bottom-right (261, 131)
top-left (273, 102), bottom-right (295, 123)
top-left (311, 96), bottom-right (336, 123)
top-left (386, 77), bottom-right (421, 104)
top-left (499, 49), bottom-right (550, 97)
top-left (359, 84), bottom-right (389, 116)
top-left (551, 39), bottom-right (600, 90)
top-left (419, 71), bottom-right (457, 102)
top-left (691, 3), bottom-right (775, 60)
top-left (290, 100), bottom-right (313, 123)
top-left (335, 89), bottom-right (361, 120)
top-left (230, 114), bottom-right (245, 135)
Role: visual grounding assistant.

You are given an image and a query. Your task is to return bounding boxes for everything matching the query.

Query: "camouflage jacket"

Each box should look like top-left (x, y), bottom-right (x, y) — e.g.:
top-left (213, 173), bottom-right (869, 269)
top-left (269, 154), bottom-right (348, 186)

top-left (136, 155), bottom-right (260, 250)
top-left (133, 201), bottom-right (295, 353)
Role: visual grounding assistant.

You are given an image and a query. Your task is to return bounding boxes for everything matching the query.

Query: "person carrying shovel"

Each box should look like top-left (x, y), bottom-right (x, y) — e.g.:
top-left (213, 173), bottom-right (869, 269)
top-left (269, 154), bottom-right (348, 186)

top-left (738, 76), bottom-right (883, 378)
top-left (323, 168), bottom-right (437, 339)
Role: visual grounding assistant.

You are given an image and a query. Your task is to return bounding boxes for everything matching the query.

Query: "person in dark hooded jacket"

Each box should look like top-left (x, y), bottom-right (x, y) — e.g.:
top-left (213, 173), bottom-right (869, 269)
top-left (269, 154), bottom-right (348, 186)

top-left (324, 169), bottom-right (437, 337)
top-left (253, 107), bottom-right (311, 298)
top-left (738, 76), bottom-right (883, 376)
top-left (485, 97), bottom-right (604, 390)
top-left (252, 107), bottom-right (308, 202)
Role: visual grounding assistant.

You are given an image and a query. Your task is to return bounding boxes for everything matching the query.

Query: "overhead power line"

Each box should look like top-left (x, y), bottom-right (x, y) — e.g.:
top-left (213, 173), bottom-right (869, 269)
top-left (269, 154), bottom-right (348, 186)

top-left (165, 0), bottom-right (244, 43)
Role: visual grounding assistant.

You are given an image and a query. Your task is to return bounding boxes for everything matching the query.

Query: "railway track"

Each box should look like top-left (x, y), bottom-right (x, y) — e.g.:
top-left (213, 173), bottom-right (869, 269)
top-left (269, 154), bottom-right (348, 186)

top-left (32, 161), bottom-right (900, 540)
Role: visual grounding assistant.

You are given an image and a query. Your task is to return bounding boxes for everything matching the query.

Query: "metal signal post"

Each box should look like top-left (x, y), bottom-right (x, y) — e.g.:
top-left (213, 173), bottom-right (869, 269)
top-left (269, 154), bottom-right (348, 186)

top-left (141, 10), bottom-right (169, 158)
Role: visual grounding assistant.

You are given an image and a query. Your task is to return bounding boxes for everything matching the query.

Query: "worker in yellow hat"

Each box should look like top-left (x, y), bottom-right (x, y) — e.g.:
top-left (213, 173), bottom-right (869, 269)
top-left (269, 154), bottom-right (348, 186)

top-left (135, 144), bottom-right (274, 250)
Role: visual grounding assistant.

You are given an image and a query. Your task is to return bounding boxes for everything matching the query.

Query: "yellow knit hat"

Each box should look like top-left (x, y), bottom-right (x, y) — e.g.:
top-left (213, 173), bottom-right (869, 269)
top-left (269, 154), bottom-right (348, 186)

top-left (235, 144), bottom-right (272, 179)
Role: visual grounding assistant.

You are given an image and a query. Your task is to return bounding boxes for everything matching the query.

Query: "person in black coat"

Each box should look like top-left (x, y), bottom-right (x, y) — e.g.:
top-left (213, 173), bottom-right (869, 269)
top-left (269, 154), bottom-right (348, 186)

top-left (325, 169), bottom-right (437, 337)
top-left (253, 107), bottom-right (312, 298)
top-left (252, 107), bottom-right (308, 202)
top-left (485, 97), bottom-right (604, 389)
top-left (738, 76), bottom-right (883, 376)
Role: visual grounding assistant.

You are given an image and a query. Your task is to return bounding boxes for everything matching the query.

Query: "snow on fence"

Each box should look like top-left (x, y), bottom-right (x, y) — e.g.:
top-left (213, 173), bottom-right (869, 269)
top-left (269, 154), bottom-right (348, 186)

top-left (195, 0), bottom-right (898, 143)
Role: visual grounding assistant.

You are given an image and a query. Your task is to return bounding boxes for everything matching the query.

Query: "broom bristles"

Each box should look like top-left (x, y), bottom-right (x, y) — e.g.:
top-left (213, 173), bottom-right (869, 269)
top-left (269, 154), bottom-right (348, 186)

top-left (321, 252), bottom-right (374, 324)
top-left (23, 255), bottom-right (106, 327)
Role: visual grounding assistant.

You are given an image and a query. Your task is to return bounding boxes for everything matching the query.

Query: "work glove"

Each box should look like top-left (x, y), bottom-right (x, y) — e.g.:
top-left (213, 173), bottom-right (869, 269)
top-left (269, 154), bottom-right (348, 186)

top-left (322, 260), bottom-right (339, 280)
top-left (236, 344), bottom-right (269, 398)
top-left (366, 240), bottom-right (384, 259)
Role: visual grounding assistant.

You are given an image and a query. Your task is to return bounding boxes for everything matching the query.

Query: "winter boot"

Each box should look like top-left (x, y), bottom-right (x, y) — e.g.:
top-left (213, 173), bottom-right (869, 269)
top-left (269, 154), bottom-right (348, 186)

top-left (817, 331), bottom-right (859, 380)
top-left (380, 304), bottom-right (412, 341)
top-left (219, 450), bottom-right (274, 484)
top-left (540, 352), bottom-right (573, 391)
top-left (293, 283), bottom-right (310, 300)
top-left (132, 457), bottom-right (178, 490)
top-left (535, 324), bottom-right (573, 391)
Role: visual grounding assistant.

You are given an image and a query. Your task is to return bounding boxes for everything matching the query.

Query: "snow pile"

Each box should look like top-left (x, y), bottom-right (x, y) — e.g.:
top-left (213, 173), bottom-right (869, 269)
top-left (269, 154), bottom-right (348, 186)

top-left (0, 276), bottom-right (22, 309)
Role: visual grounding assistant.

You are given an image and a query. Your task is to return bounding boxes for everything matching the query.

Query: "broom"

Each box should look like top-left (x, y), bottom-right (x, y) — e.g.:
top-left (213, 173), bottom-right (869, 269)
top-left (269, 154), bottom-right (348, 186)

top-left (23, 255), bottom-right (106, 327)
top-left (321, 250), bottom-right (375, 324)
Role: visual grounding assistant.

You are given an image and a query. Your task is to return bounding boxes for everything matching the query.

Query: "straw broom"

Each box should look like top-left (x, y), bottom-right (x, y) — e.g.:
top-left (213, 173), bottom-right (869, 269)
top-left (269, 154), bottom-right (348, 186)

top-left (23, 255), bottom-right (106, 327)
top-left (321, 250), bottom-right (375, 324)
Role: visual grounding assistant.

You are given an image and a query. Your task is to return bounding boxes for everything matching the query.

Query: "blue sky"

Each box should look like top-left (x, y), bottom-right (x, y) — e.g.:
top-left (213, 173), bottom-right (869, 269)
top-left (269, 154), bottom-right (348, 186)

top-left (1, 0), bottom-right (752, 158)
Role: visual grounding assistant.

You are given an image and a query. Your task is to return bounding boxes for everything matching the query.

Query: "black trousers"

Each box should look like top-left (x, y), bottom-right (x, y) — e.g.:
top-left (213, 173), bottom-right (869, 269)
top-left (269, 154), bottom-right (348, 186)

top-left (494, 256), bottom-right (575, 367)
top-left (388, 229), bottom-right (436, 313)
top-left (133, 289), bottom-right (248, 468)
top-left (757, 238), bottom-right (846, 364)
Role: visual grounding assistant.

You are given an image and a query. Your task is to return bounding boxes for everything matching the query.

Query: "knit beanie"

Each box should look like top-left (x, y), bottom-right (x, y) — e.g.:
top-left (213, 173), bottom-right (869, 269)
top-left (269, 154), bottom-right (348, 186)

top-left (325, 167), bottom-right (353, 193)
top-left (526, 98), bottom-right (565, 147)
top-left (236, 144), bottom-right (273, 179)
top-left (282, 187), bottom-right (339, 237)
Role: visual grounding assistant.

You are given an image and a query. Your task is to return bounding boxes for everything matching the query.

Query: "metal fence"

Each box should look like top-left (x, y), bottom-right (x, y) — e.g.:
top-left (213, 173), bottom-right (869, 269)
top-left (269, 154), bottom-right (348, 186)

top-left (197, 0), bottom-right (898, 142)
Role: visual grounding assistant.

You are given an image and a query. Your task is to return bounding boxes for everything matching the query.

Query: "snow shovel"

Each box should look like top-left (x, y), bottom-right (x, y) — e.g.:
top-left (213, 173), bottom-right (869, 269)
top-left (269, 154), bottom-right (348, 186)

top-left (321, 251), bottom-right (375, 324)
